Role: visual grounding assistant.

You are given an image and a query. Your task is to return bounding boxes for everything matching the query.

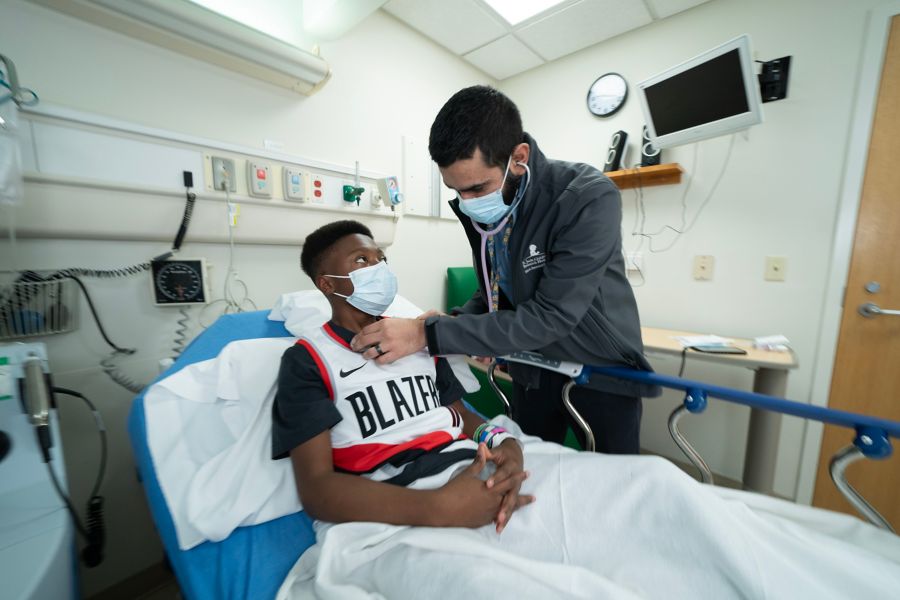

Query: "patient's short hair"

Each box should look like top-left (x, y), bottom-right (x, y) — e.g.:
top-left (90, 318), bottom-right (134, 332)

top-left (429, 85), bottom-right (523, 170)
top-left (301, 220), bottom-right (374, 280)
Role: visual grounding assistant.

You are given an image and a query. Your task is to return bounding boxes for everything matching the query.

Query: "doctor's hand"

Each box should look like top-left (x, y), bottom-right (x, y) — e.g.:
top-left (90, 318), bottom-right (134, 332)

top-left (485, 439), bottom-right (532, 533)
top-left (351, 318), bottom-right (426, 364)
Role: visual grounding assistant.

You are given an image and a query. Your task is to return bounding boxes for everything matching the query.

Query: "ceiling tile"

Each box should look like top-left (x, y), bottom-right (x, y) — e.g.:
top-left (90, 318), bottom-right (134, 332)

top-left (643, 0), bottom-right (713, 20)
top-left (383, 0), bottom-right (509, 55)
top-left (463, 35), bottom-right (545, 80)
top-left (516, 0), bottom-right (652, 61)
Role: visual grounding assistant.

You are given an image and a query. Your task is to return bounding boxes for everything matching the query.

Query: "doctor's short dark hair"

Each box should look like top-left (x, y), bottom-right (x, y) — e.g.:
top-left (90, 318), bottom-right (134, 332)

top-left (301, 220), bottom-right (373, 281)
top-left (429, 85), bottom-right (524, 170)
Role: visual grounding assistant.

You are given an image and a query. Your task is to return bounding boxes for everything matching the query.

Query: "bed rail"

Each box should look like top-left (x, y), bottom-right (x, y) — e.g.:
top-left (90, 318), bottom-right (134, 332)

top-left (486, 359), bottom-right (898, 532)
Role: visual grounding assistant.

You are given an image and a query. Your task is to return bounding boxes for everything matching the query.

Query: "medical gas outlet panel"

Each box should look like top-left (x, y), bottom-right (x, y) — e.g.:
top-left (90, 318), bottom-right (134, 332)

top-left (203, 154), bottom-right (394, 213)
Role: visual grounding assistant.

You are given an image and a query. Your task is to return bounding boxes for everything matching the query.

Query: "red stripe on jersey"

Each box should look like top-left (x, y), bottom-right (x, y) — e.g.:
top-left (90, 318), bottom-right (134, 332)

top-left (333, 430), bottom-right (455, 473)
top-left (322, 323), bottom-right (352, 350)
top-left (296, 339), bottom-right (334, 399)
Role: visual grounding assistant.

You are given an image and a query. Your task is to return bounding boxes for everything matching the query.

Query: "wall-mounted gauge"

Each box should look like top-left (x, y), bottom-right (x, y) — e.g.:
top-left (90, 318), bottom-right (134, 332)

top-left (151, 259), bottom-right (209, 306)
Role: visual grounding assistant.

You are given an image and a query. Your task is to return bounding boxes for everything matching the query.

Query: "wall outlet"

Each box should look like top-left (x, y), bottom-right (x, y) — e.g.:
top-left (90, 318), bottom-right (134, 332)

top-left (693, 255), bottom-right (714, 281)
top-left (625, 251), bottom-right (643, 272)
top-left (309, 174), bottom-right (325, 204)
top-left (211, 156), bottom-right (236, 192)
top-left (765, 256), bottom-right (787, 281)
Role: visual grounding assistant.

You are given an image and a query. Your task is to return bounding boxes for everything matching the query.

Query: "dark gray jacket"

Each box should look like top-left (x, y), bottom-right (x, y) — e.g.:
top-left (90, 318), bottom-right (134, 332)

top-left (425, 134), bottom-right (657, 397)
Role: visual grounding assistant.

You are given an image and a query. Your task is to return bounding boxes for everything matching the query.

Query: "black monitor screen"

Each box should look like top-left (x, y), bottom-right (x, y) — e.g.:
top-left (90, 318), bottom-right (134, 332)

top-left (644, 49), bottom-right (750, 136)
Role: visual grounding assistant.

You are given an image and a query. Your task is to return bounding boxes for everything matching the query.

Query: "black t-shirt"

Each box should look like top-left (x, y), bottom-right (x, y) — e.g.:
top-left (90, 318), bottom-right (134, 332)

top-left (271, 321), bottom-right (467, 460)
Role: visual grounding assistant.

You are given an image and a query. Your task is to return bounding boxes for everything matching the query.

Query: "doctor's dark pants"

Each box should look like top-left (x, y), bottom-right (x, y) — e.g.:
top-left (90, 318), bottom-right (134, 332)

top-left (511, 369), bottom-right (642, 454)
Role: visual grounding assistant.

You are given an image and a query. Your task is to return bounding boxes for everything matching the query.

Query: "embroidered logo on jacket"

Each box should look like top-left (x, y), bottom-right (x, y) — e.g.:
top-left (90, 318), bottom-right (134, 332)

top-left (522, 244), bottom-right (547, 273)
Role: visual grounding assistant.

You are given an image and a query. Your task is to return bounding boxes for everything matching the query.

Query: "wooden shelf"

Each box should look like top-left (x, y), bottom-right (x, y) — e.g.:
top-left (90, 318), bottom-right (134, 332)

top-left (605, 163), bottom-right (683, 190)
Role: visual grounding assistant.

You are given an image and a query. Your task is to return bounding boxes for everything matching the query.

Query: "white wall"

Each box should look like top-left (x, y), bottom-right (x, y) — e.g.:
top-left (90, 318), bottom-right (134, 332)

top-left (499, 0), bottom-right (883, 497)
top-left (1, 1), bottom-right (483, 595)
top-left (3, 0), bottom-right (888, 593)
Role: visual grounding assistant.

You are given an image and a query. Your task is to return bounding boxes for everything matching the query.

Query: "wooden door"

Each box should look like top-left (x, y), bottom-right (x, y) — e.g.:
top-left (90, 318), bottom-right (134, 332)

top-left (812, 16), bottom-right (900, 525)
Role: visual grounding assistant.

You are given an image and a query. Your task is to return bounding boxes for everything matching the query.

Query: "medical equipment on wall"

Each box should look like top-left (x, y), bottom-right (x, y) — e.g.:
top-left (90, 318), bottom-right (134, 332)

top-left (376, 176), bottom-right (403, 211)
top-left (195, 169), bottom-right (257, 331)
top-left (0, 54), bottom-right (38, 207)
top-left (1, 342), bottom-right (108, 567)
top-left (342, 161), bottom-right (366, 205)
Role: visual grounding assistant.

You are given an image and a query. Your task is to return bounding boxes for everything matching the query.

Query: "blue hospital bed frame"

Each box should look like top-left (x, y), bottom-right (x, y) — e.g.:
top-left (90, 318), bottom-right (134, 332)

top-left (128, 311), bottom-right (899, 600)
top-left (488, 358), bottom-right (900, 533)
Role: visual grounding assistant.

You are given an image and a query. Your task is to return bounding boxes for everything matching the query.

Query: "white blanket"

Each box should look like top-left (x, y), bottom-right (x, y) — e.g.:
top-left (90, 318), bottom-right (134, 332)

top-left (278, 418), bottom-right (900, 600)
top-left (145, 292), bottom-right (480, 550)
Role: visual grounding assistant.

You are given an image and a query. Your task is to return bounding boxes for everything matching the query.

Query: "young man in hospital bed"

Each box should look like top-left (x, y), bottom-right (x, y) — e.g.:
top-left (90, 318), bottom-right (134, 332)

top-left (261, 219), bottom-right (900, 599)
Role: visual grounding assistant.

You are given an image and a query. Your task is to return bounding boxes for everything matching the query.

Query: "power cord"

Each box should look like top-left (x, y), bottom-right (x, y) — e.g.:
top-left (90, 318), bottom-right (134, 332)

top-left (630, 134), bottom-right (737, 253)
top-left (199, 183), bottom-right (256, 327)
top-left (45, 386), bottom-right (108, 568)
top-left (8, 271), bottom-right (144, 393)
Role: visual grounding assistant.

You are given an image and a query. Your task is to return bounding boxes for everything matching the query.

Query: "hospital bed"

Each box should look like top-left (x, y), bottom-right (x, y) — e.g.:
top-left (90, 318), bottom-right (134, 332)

top-left (128, 309), bottom-right (900, 600)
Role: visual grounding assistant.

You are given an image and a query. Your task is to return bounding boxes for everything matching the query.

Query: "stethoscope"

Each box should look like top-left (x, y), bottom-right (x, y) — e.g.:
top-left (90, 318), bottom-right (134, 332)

top-left (468, 162), bottom-right (531, 313)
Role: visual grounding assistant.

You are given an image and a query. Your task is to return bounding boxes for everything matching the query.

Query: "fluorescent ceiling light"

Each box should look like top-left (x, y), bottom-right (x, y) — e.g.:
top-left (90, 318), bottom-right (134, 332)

top-left (482, 0), bottom-right (568, 25)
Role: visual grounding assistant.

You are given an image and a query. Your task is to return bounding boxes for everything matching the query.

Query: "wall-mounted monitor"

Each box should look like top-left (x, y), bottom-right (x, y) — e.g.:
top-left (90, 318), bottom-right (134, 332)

top-left (637, 35), bottom-right (763, 149)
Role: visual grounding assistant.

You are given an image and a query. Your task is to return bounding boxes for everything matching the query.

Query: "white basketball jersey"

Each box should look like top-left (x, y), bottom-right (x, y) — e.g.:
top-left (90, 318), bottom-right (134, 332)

top-left (299, 323), bottom-right (469, 482)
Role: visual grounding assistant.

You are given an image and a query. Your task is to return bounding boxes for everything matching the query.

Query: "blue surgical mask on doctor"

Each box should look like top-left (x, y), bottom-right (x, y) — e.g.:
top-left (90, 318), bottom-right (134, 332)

top-left (456, 158), bottom-right (516, 225)
top-left (325, 260), bottom-right (398, 316)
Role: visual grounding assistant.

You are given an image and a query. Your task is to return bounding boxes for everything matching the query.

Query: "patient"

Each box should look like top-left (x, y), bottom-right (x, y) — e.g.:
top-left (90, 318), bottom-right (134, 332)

top-left (273, 220), bottom-right (900, 599)
top-left (272, 219), bottom-right (531, 533)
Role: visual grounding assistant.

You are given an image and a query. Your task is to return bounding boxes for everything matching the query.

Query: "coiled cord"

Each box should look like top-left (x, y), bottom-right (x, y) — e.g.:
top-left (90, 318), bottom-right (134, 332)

top-left (11, 270), bottom-right (148, 393)
top-left (100, 349), bottom-right (142, 394)
top-left (51, 263), bottom-right (151, 279)
top-left (172, 307), bottom-right (190, 356)
top-left (47, 387), bottom-right (108, 568)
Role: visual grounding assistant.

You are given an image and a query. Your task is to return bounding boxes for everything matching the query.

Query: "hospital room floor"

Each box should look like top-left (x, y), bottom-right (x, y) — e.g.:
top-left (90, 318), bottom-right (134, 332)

top-left (93, 456), bottom-right (740, 600)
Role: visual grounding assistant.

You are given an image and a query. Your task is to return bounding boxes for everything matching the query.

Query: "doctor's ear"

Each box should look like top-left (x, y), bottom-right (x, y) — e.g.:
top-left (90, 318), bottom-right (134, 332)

top-left (510, 142), bottom-right (530, 175)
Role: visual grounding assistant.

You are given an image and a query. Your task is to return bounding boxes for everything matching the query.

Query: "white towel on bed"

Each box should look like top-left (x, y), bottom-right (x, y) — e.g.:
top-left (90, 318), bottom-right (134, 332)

top-left (145, 337), bottom-right (299, 550)
top-left (277, 418), bottom-right (900, 600)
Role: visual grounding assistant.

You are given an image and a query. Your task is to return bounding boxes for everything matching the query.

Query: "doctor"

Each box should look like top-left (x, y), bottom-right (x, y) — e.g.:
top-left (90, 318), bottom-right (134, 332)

top-left (352, 85), bottom-right (653, 453)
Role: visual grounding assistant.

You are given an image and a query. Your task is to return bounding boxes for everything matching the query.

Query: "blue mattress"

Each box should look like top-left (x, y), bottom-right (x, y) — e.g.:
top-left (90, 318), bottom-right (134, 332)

top-left (127, 311), bottom-right (315, 600)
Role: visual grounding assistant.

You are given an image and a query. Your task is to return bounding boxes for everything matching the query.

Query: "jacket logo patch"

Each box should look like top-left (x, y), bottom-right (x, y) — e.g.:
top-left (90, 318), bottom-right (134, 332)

top-left (522, 244), bottom-right (546, 273)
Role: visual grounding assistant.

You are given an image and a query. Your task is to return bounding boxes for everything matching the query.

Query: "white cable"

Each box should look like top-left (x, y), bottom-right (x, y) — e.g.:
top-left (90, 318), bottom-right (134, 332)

top-left (630, 135), bottom-right (736, 254)
top-left (4, 204), bottom-right (17, 272)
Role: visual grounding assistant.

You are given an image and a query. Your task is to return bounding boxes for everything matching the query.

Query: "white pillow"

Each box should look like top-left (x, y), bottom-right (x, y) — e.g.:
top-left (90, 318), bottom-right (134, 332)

top-left (267, 290), bottom-right (480, 393)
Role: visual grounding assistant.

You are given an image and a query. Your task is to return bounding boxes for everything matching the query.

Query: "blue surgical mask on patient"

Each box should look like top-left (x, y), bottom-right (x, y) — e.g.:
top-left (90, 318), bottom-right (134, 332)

top-left (325, 261), bottom-right (398, 316)
top-left (457, 158), bottom-right (513, 225)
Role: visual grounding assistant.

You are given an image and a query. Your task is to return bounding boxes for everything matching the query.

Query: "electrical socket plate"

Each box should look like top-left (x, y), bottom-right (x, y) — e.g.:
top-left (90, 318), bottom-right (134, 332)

top-left (693, 255), bottom-right (714, 281)
top-left (211, 156), bottom-right (236, 192)
top-left (765, 256), bottom-right (787, 281)
top-left (625, 252), bottom-right (643, 272)
top-left (309, 173), bottom-right (325, 204)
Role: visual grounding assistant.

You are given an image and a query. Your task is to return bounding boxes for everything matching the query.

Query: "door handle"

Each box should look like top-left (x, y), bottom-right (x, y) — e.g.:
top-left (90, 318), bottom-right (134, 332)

top-left (858, 302), bottom-right (900, 318)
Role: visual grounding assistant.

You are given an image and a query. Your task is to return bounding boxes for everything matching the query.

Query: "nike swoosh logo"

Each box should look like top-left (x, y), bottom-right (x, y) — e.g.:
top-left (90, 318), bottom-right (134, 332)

top-left (339, 363), bottom-right (367, 378)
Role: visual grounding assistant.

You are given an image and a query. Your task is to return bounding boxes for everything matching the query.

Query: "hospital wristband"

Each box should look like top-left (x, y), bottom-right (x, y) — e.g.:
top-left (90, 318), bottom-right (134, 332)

top-left (474, 424), bottom-right (516, 449)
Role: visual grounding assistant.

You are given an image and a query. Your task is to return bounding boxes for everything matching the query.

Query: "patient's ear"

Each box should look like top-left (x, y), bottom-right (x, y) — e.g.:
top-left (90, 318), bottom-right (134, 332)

top-left (316, 275), bottom-right (333, 295)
